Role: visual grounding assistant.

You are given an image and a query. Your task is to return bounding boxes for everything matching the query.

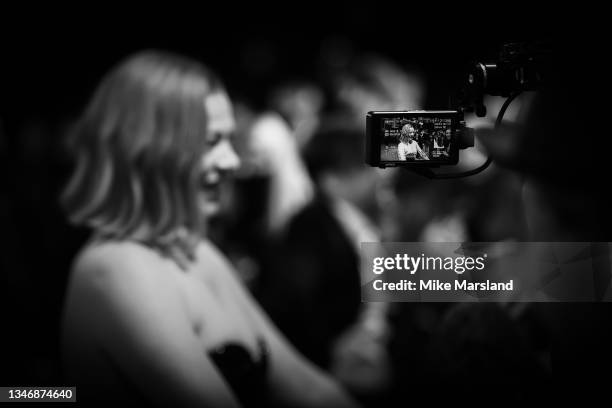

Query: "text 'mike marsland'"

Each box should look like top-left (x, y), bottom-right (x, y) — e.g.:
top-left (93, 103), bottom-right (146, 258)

top-left (372, 279), bottom-right (514, 291)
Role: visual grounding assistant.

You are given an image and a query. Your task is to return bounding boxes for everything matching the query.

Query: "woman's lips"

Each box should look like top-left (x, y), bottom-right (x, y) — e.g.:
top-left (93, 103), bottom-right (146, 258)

top-left (199, 170), bottom-right (225, 204)
top-left (199, 178), bottom-right (221, 201)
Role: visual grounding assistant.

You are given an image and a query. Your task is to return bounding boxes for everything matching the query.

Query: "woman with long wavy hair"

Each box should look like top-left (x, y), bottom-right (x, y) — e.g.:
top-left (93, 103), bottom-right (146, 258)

top-left (60, 51), bottom-right (357, 408)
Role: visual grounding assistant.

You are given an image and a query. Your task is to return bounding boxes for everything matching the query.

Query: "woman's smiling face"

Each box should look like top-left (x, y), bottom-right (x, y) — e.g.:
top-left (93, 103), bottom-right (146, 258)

top-left (198, 92), bottom-right (241, 217)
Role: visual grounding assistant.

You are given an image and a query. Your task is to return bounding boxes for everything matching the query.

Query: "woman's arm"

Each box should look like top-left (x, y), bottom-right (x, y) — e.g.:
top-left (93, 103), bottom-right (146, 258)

top-left (219, 257), bottom-right (360, 408)
top-left (69, 243), bottom-right (241, 407)
top-left (398, 143), bottom-right (406, 161)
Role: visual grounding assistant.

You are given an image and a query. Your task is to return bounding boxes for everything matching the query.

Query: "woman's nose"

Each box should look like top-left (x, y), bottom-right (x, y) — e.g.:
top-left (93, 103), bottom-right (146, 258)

top-left (214, 139), bottom-right (241, 171)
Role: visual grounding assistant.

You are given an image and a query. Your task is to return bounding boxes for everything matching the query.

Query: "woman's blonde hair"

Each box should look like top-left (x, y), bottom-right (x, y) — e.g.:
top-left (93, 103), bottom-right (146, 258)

top-left (399, 124), bottom-right (415, 143)
top-left (61, 51), bottom-right (224, 259)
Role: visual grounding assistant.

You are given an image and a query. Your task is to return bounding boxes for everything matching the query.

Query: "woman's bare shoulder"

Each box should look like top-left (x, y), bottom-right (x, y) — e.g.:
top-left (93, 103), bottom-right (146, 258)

top-left (69, 240), bottom-right (170, 295)
top-left (74, 239), bottom-right (153, 270)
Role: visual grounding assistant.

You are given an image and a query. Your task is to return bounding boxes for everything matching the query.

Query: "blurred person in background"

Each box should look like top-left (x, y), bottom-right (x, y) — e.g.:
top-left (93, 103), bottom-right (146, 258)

top-left (474, 41), bottom-right (611, 401)
top-left (260, 122), bottom-right (396, 406)
top-left (243, 111), bottom-right (314, 235)
top-left (257, 52), bottom-right (429, 405)
top-left (60, 51), bottom-right (358, 407)
top-left (460, 95), bottom-right (528, 242)
top-left (325, 54), bottom-right (426, 122)
top-left (210, 89), bottom-right (317, 293)
top-left (269, 81), bottom-right (325, 151)
top-left (232, 80), bottom-right (324, 237)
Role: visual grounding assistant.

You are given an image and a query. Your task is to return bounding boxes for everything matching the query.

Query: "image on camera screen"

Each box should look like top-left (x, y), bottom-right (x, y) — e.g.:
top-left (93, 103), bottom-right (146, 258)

top-left (380, 116), bottom-right (453, 162)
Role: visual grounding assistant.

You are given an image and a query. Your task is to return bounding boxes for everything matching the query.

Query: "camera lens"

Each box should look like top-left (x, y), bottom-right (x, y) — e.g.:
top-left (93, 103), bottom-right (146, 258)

top-left (468, 62), bottom-right (488, 89)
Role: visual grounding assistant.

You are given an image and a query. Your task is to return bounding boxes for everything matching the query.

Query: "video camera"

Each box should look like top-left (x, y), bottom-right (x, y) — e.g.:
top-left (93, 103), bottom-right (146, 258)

top-left (365, 42), bottom-right (551, 177)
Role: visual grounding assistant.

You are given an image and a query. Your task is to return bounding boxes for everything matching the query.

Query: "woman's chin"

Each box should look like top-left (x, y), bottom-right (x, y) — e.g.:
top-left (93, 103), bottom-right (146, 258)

top-left (198, 194), bottom-right (221, 217)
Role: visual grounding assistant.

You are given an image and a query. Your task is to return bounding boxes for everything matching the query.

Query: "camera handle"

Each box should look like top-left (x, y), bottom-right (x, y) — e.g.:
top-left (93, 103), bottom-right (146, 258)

top-left (409, 91), bottom-right (521, 179)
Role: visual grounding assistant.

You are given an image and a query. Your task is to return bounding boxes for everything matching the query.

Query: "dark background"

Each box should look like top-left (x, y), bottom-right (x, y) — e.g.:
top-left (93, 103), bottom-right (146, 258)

top-left (0, 8), bottom-right (567, 387)
top-left (2, 10), bottom-right (554, 124)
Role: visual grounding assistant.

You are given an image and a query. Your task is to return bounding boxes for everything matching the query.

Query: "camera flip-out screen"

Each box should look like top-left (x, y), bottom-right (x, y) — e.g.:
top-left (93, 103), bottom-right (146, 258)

top-left (366, 111), bottom-right (462, 167)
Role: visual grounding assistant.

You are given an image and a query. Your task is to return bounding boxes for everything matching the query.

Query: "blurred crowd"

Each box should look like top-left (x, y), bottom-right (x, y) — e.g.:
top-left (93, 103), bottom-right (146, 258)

top-left (2, 35), bottom-right (609, 405)
top-left (205, 50), bottom-right (542, 404)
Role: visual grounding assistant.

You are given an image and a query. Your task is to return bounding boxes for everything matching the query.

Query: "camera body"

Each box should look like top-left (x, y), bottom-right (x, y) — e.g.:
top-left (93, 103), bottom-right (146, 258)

top-left (461, 41), bottom-right (550, 117)
top-left (364, 42), bottom-right (549, 176)
top-left (366, 110), bottom-right (470, 168)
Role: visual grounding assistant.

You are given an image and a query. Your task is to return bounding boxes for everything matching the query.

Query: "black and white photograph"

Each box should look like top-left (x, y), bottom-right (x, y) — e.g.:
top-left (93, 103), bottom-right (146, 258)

top-left (1, 8), bottom-right (610, 407)
top-left (380, 116), bottom-right (452, 162)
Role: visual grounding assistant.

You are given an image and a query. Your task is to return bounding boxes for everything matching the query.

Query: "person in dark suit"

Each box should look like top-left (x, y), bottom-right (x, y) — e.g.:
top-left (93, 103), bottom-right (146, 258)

top-left (259, 121), bottom-right (394, 403)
